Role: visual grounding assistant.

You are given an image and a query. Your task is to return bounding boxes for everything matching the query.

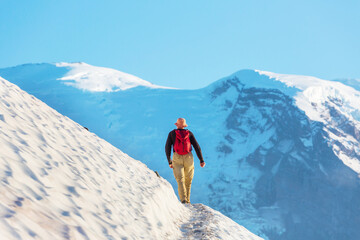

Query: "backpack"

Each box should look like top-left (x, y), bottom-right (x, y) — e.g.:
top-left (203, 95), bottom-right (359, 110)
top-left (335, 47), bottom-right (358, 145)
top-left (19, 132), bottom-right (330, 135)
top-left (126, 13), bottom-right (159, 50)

top-left (174, 130), bottom-right (192, 155)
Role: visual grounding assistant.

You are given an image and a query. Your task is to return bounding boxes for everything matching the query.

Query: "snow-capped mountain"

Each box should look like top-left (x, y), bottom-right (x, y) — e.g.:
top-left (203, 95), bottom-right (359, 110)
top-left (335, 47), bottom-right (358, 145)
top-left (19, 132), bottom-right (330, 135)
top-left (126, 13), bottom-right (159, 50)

top-left (0, 76), bottom-right (261, 240)
top-left (55, 62), bottom-right (170, 92)
top-left (1, 63), bottom-right (360, 240)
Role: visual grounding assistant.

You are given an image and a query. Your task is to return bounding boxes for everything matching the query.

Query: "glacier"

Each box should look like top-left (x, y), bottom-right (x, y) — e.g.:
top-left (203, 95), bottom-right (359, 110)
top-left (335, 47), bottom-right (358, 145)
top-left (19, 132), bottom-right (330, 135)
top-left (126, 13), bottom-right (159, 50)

top-left (1, 63), bottom-right (360, 239)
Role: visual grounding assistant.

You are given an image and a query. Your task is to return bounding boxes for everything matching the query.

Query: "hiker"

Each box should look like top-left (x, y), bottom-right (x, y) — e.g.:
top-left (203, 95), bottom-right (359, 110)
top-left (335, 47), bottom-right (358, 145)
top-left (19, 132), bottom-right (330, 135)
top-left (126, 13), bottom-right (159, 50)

top-left (165, 118), bottom-right (205, 204)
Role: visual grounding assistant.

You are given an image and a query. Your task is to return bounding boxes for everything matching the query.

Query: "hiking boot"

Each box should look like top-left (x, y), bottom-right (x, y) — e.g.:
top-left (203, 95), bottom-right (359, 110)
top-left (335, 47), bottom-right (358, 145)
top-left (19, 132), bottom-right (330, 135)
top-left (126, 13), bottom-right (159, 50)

top-left (181, 200), bottom-right (186, 204)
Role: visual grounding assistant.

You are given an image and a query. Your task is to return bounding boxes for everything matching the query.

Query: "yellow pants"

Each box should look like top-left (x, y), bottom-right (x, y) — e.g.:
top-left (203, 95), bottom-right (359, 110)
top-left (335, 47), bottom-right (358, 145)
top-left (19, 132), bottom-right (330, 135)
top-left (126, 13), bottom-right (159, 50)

top-left (172, 152), bottom-right (194, 203)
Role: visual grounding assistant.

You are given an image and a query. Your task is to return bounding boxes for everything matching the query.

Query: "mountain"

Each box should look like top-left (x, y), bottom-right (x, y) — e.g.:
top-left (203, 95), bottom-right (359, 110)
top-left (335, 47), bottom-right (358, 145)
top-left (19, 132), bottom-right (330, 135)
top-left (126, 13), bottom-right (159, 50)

top-left (1, 63), bottom-right (360, 240)
top-left (0, 76), bottom-right (262, 239)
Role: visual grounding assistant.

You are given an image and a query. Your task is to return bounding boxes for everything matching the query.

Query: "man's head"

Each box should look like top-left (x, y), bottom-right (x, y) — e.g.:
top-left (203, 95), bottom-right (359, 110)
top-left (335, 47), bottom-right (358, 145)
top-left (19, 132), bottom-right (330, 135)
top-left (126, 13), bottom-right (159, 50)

top-left (175, 118), bottom-right (188, 129)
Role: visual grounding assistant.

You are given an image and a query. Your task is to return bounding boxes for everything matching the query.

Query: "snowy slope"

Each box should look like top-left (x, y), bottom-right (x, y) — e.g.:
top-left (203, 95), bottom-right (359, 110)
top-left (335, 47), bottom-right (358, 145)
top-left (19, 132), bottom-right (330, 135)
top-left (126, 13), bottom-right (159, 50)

top-left (0, 77), bottom-right (262, 240)
top-left (1, 63), bottom-right (360, 240)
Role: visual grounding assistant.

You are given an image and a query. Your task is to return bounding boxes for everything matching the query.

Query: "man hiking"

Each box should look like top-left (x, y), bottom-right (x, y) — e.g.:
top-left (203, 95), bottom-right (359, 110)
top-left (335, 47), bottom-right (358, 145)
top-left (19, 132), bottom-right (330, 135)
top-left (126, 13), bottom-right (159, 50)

top-left (165, 118), bottom-right (205, 204)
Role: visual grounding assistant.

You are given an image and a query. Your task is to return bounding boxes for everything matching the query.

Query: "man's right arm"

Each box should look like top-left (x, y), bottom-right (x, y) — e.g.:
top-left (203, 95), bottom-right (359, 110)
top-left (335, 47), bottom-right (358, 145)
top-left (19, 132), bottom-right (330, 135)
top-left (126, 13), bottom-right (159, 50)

top-left (165, 131), bottom-right (173, 164)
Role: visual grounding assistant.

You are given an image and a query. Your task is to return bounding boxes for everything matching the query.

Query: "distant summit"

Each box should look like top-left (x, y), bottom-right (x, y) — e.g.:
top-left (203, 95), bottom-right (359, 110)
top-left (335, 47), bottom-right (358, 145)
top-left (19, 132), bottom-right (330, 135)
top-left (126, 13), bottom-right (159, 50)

top-left (0, 62), bottom-right (170, 92)
top-left (54, 62), bottom-right (170, 92)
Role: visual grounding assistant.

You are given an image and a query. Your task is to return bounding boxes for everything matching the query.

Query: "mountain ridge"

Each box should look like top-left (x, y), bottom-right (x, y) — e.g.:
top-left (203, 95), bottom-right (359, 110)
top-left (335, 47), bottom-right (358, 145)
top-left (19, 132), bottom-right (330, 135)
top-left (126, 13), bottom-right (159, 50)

top-left (1, 62), bottom-right (360, 240)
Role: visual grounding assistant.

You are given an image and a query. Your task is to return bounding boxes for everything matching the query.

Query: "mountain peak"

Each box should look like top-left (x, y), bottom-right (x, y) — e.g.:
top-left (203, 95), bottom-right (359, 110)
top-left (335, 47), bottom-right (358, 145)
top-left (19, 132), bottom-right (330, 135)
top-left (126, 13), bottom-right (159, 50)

top-left (208, 69), bottom-right (299, 98)
top-left (54, 62), bottom-right (170, 92)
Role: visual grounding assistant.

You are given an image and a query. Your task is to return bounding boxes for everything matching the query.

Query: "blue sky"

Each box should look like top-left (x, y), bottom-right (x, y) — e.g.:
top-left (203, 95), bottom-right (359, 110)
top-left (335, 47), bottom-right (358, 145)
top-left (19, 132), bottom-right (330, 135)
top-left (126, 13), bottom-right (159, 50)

top-left (1, 0), bottom-right (359, 89)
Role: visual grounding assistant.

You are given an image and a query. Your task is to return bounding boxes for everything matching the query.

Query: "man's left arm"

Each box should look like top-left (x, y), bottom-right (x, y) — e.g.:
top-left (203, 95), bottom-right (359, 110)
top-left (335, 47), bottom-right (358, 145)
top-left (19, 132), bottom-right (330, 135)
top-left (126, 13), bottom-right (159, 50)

top-left (189, 132), bottom-right (204, 164)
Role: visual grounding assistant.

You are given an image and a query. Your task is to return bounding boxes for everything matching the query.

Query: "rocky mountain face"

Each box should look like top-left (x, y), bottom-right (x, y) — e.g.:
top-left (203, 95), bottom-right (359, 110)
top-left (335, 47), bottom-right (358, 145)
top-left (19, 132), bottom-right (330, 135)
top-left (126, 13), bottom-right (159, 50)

top-left (1, 63), bottom-right (360, 239)
top-left (207, 75), bottom-right (360, 240)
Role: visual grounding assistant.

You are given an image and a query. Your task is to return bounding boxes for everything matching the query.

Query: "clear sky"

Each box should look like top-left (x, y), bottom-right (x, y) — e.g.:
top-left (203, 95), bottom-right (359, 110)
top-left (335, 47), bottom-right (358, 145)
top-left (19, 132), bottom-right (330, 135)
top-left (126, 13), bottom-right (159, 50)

top-left (1, 0), bottom-right (359, 89)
